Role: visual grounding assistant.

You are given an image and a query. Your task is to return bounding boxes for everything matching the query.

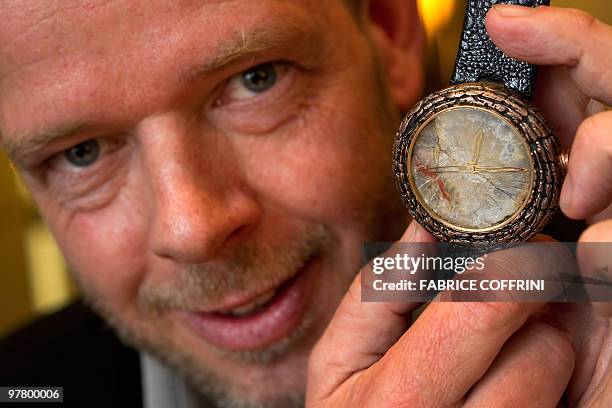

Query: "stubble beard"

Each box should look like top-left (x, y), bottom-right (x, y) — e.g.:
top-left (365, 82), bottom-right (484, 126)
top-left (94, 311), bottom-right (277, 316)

top-left (86, 224), bottom-right (336, 408)
top-left (79, 61), bottom-right (405, 408)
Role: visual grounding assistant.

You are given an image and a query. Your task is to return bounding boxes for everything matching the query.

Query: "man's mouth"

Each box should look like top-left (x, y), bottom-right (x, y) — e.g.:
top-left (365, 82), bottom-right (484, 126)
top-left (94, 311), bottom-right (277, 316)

top-left (216, 287), bottom-right (280, 317)
top-left (180, 257), bottom-right (318, 351)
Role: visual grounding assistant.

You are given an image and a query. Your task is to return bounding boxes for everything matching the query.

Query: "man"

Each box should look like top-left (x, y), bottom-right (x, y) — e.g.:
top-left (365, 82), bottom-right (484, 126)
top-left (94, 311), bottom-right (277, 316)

top-left (0, 0), bottom-right (610, 407)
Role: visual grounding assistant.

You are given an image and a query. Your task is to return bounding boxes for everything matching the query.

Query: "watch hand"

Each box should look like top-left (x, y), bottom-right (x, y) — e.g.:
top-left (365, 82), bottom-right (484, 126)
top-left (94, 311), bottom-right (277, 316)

top-left (469, 129), bottom-right (484, 165)
top-left (474, 165), bottom-right (529, 173)
top-left (429, 165), bottom-right (529, 173)
top-left (433, 121), bottom-right (442, 164)
top-left (430, 165), bottom-right (474, 173)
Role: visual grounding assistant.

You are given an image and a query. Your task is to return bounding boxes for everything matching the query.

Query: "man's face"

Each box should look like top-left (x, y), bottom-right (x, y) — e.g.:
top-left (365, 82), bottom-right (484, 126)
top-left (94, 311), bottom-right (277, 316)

top-left (0, 1), bottom-right (417, 406)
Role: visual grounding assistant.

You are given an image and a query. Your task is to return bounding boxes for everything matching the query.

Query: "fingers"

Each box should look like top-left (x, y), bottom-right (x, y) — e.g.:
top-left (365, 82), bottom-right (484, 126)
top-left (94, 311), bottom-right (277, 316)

top-left (529, 65), bottom-right (605, 149)
top-left (486, 6), bottom-right (612, 221)
top-left (357, 301), bottom-right (544, 406)
top-left (442, 238), bottom-right (576, 303)
top-left (560, 111), bottom-right (612, 219)
top-left (587, 202), bottom-right (612, 225)
top-left (531, 65), bottom-right (590, 147)
top-left (306, 220), bottom-right (435, 404)
top-left (464, 322), bottom-right (575, 408)
top-left (577, 219), bottom-right (612, 316)
top-left (367, 239), bottom-right (568, 404)
top-left (486, 5), bottom-right (612, 106)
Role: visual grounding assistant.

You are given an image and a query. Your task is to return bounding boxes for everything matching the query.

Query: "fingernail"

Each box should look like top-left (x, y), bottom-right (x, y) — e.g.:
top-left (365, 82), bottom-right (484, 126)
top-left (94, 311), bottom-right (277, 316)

top-left (402, 219), bottom-right (418, 242)
top-left (559, 174), bottom-right (573, 211)
top-left (492, 4), bottom-right (537, 17)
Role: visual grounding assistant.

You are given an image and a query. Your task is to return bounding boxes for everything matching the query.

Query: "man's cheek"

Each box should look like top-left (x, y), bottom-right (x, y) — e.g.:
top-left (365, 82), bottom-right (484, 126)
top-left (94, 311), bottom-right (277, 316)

top-left (241, 127), bottom-right (385, 223)
top-left (246, 149), bottom-right (365, 222)
top-left (48, 193), bottom-right (149, 312)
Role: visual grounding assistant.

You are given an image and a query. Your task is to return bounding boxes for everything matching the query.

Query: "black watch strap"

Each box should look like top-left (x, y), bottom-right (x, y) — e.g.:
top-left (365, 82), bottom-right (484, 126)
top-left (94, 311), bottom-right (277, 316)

top-left (450, 0), bottom-right (550, 99)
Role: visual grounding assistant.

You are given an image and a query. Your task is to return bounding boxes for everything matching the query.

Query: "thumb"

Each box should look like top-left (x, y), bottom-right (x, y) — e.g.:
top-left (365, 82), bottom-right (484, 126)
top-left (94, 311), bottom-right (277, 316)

top-left (307, 220), bottom-right (435, 405)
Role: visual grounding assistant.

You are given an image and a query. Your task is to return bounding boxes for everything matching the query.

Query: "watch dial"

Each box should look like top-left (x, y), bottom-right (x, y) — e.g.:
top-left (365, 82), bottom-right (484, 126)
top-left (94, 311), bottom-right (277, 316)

top-left (410, 107), bottom-right (533, 231)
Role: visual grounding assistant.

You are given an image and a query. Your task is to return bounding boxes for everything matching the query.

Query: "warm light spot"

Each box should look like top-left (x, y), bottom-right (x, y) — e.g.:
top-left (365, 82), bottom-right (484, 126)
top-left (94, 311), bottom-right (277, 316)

top-left (418, 0), bottom-right (457, 37)
top-left (25, 222), bottom-right (74, 314)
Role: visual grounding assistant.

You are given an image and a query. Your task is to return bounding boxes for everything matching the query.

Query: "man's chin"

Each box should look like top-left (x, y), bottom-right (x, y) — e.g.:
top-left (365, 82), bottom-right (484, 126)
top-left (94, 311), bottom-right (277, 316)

top-left (156, 328), bottom-right (310, 408)
top-left (80, 224), bottom-right (348, 407)
top-left (86, 290), bottom-right (317, 408)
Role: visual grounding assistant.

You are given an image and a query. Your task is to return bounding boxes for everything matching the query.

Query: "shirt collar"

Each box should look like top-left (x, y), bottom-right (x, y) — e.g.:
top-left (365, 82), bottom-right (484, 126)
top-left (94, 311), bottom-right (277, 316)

top-left (140, 352), bottom-right (213, 408)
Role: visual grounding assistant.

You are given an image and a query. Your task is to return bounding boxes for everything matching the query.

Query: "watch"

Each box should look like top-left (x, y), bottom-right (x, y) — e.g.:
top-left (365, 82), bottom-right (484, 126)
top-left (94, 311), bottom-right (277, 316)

top-left (393, 0), bottom-right (565, 244)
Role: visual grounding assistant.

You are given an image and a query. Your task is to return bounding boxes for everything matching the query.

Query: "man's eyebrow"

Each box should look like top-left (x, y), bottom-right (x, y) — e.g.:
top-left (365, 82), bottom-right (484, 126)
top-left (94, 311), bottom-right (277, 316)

top-left (180, 23), bottom-right (322, 83)
top-left (3, 122), bottom-right (90, 163)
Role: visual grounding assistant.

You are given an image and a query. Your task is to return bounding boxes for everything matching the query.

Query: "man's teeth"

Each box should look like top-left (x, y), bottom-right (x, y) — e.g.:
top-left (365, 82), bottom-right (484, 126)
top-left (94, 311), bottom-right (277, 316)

top-left (220, 288), bottom-right (277, 317)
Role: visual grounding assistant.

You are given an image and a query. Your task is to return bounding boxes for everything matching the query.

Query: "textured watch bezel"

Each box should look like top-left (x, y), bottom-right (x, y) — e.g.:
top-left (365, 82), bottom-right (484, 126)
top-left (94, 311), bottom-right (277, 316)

top-left (393, 82), bottom-right (563, 243)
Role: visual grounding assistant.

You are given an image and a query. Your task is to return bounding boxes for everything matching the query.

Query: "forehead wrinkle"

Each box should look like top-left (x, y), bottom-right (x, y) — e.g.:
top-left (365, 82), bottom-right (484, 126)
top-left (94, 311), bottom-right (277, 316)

top-left (0, 0), bottom-right (117, 58)
top-left (0, 0), bottom-right (233, 82)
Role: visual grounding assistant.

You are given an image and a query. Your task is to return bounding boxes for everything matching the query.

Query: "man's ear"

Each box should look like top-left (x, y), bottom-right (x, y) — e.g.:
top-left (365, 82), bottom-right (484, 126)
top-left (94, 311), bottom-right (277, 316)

top-left (365, 0), bottom-right (425, 111)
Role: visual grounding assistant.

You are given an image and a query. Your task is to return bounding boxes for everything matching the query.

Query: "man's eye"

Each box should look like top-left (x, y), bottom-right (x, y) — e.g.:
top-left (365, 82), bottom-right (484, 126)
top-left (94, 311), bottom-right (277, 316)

top-left (48, 138), bottom-right (120, 173)
top-left (241, 64), bottom-right (277, 93)
top-left (64, 140), bottom-right (100, 167)
top-left (217, 63), bottom-right (287, 104)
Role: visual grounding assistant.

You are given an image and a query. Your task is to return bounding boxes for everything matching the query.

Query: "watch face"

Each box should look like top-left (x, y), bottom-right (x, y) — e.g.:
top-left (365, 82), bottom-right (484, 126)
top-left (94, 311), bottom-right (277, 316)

top-left (409, 106), bottom-right (534, 231)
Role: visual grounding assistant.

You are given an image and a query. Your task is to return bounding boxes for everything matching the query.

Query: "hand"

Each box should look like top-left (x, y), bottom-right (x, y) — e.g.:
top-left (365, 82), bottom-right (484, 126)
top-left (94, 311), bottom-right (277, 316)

top-left (486, 5), bottom-right (612, 406)
top-left (307, 6), bottom-right (612, 407)
top-left (306, 221), bottom-right (577, 407)
top-left (486, 4), bottom-right (612, 223)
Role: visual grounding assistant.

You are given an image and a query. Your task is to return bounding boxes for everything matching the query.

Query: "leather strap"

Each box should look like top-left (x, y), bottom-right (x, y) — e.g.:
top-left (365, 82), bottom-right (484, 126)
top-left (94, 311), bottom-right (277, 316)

top-left (450, 0), bottom-right (551, 100)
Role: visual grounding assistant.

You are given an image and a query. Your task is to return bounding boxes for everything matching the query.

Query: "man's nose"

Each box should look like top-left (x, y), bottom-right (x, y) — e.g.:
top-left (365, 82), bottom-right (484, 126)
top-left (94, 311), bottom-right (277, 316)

top-left (142, 117), bottom-right (261, 263)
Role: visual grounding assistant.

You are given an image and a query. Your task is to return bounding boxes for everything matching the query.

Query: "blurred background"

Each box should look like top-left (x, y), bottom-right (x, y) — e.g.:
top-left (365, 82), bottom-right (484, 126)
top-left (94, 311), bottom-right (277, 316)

top-left (1, 0), bottom-right (611, 338)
